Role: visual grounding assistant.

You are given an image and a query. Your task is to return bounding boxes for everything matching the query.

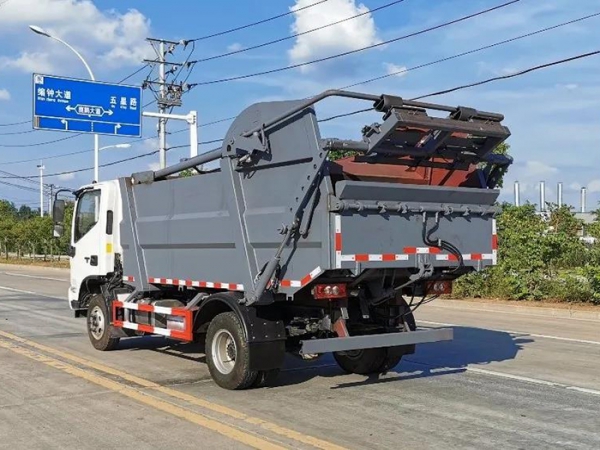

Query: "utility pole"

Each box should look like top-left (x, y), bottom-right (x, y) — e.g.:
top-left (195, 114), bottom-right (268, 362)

top-left (48, 184), bottom-right (55, 216)
top-left (144, 38), bottom-right (194, 169)
top-left (158, 41), bottom-right (167, 169)
top-left (37, 161), bottom-right (45, 217)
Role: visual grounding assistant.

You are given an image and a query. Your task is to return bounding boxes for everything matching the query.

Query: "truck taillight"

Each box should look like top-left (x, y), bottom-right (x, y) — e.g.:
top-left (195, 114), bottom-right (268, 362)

top-left (312, 283), bottom-right (347, 300)
top-left (426, 281), bottom-right (453, 295)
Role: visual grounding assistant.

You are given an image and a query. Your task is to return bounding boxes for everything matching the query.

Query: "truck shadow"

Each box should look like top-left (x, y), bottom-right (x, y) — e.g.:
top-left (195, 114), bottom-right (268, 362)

top-left (117, 325), bottom-right (532, 389)
top-left (276, 326), bottom-right (532, 389)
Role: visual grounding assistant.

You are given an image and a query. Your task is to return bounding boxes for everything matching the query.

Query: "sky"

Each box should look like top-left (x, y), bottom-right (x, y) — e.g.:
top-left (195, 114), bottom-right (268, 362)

top-left (0, 0), bottom-right (599, 210)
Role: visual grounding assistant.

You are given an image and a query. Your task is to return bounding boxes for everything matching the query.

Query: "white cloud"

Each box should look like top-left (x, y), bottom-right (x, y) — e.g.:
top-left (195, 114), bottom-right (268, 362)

top-left (0, 52), bottom-right (54, 74)
top-left (288, 0), bottom-right (381, 71)
top-left (227, 43), bottom-right (244, 52)
top-left (383, 63), bottom-right (407, 77)
top-left (570, 182), bottom-right (582, 191)
top-left (0, 0), bottom-right (152, 72)
top-left (58, 172), bottom-right (75, 181)
top-left (0, 89), bottom-right (10, 101)
top-left (147, 162), bottom-right (161, 171)
top-left (524, 161), bottom-right (558, 177)
top-left (587, 180), bottom-right (600, 193)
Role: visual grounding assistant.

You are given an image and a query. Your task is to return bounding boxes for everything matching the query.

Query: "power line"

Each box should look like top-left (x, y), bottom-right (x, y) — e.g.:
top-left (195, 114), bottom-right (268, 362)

top-left (341, 10), bottom-right (600, 90)
top-left (413, 50), bottom-right (600, 100)
top-left (186, 0), bottom-right (330, 42)
top-left (0, 119), bottom-right (31, 127)
top-left (188, 0), bottom-right (520, 86)
top-left (190, 0), bottom-right (406, 64)
top-left (5, 47), bottom-right (594, 181)
top-left (318, 49), bottom-right (600, 122)
top-left (0, 129), bottom-right (36, 136)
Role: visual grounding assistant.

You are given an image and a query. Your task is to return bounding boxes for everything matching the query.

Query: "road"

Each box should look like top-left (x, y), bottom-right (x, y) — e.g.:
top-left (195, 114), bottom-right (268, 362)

top-left (1, 264), bottom-right (599, 450)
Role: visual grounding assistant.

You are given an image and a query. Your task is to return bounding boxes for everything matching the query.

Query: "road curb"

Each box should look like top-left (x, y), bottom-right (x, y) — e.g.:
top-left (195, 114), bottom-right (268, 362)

top-left (434, 299), bottom-right (600, 321)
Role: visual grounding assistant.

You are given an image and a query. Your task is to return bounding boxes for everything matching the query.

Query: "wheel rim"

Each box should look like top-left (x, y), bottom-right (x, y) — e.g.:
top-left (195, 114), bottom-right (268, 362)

top-left (89, 305), bottom-right (105, 341)
top-left (212, 329), bottom-right (237, 375)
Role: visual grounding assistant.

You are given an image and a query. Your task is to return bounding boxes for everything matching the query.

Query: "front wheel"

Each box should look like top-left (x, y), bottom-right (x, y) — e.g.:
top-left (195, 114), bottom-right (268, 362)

top-left (87, 295), bottom-right (120, 351)
top-left (206, 312), bottom-right (258, 390)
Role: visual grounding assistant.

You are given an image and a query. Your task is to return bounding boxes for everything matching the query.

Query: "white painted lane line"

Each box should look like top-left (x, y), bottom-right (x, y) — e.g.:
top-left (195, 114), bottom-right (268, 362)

top-left (2, 272), bottom-right (68, 283)
top-left (0, 285), bottom-right (65, 301)
top-left (405, 359), bottom-right (600, 397)
top-left (427, 304), bottom-right (600, 323)
top-left (420, 320), bottom-right (600, 346)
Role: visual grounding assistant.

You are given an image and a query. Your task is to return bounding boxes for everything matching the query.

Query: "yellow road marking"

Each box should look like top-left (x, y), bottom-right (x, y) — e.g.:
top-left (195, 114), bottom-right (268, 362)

top-left (0, 330), bottom-right (348, 450)
top-left (0, 339), bottom-right (286, 450)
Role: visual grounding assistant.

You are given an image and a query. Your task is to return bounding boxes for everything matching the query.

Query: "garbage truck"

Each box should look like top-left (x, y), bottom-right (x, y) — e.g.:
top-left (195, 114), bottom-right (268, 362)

top-left (52, 89), bottom-right (511, 389)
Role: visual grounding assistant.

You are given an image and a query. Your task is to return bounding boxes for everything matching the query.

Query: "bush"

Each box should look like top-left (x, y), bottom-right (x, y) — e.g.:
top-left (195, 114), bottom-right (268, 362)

top-left (455, 203), bottom-right (600, 304)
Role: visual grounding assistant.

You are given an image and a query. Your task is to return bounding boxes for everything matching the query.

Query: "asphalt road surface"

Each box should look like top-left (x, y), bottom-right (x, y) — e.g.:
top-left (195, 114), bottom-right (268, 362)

top-left (1, 264), bottom-right (599, 449)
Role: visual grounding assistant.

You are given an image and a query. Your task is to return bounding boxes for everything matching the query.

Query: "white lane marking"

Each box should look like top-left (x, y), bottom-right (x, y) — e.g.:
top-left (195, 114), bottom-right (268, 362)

top-left (0, 285), bottom-right (65, 301)
top-left (427, 303), bottom-right (600, 323)
top-left (2, 272), bottom-right (68, 283)
top-left (405, 359), bottom-right (600, 397)
top-left (420, 320), bottom-right (600, 346)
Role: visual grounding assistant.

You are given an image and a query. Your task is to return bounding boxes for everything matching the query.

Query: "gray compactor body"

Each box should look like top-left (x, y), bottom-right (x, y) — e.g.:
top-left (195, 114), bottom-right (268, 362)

top-left (119, 90), bottom-right (510, 305)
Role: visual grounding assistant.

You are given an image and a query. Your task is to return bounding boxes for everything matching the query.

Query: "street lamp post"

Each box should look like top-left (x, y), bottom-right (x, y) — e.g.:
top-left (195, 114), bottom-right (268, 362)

top-left (29, 25), bottom-right (100, 182)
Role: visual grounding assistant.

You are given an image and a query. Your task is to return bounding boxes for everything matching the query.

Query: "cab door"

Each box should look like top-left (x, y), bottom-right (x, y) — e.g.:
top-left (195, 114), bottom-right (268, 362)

top-left (69, 188), bottom-right (104, 309)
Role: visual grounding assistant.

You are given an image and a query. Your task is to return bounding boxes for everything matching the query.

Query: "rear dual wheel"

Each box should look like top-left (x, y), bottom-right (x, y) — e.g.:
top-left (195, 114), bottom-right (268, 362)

top-left (333, 348), bottom-right (403, 375)
top-left (206, 311), bottom-right (279, 390)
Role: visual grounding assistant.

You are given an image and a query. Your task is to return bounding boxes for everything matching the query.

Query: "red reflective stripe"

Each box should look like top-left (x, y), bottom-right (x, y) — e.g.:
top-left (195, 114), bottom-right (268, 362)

top-left (492, 235), bottom-right (498, 250)
top-left (335, 233), bottom-right (342, 251)
top-left (355, 254), bottom-right (369, 262)
top-left (471, 253), bottom-right (483, 261)
top-left (280, 280), bottom-right (292, 288)
top-left (137, 304), bottom-right (154, 313)
top-left (382, 254), bottom-right (396, 261)
top-left (429, 247), bottom-right (442, 254)
top-left (403, 247), bottom-right (417, 254)
top-left (301, 274), bottom-right (313, 286)
top-left (136, 323), bottom-right (155, 334)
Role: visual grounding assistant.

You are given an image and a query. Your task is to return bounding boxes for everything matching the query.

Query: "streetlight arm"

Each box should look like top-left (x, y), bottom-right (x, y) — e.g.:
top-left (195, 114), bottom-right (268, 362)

top-left (49, 35), bottom-right (95, 81)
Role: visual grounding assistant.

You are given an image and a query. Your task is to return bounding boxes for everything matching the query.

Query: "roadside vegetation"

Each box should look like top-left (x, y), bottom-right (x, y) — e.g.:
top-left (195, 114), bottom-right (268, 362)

top-left (0, 199), bottom-right (73, 267)
top-left (455, 203), bottom-right (600, 305)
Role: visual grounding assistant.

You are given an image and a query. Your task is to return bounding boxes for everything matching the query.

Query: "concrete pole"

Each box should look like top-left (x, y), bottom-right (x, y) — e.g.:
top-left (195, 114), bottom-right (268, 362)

top-left (37, 161), bottom-right (45, 217)
top-left (158, 41), bottom-right (167, 169)
top-left (514, 180), bottom-right (520, 207)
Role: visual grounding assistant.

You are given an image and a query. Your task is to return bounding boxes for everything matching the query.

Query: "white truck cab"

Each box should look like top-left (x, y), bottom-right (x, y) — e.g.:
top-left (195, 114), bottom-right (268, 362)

top-left (57, 181), bottom-right (122, 315)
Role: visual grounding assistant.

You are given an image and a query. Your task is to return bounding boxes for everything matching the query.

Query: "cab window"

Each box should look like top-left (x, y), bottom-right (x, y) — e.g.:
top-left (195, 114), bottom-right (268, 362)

top-left (74, 190), bottom-right (101, 242)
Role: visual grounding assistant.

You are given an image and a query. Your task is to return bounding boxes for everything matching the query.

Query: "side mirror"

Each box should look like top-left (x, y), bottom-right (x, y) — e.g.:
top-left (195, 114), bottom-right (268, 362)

top-left (52, 200), bottom-right (66, 238)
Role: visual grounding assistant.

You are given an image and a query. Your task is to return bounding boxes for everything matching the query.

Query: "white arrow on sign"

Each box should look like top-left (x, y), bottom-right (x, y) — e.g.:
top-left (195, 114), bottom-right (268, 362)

top-left (114, 123), bottom-right (121, 134)
top-left (66, 106), bottom-right (77, 112)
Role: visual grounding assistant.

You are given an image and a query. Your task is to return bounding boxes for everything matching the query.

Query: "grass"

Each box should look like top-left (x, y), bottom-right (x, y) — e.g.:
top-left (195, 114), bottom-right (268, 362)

top-left (0, 257), bottom-right (69, 269)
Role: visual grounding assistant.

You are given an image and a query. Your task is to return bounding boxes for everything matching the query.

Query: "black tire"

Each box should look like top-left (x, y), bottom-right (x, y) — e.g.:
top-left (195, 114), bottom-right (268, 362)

top-left (87, 295), bottom-right (120, 351)
top-left (206, 312), bottom-right (258, 390)
top-left (334, 348), bottom-right (387, 375)
top-left (252, 369), bottom-right (280, 388)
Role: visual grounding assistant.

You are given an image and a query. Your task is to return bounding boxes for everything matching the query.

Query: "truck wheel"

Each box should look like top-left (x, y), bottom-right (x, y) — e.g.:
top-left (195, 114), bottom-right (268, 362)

top-left (87, 295), bottom-right (120, 351)
top-left (206, 312), bottom-right (258, 390)
top-left (252, 369), bottom-right (280, 388)
top-left (334, 348), bottom-right (387, 375)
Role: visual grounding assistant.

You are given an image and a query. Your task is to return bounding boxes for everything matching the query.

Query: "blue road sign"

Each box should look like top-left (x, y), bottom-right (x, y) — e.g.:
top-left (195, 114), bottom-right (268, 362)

top-left (32, 73), bottom-right (142, 137)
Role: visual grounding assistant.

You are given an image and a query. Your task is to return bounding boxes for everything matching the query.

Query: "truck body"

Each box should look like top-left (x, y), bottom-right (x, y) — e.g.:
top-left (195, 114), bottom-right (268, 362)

top-left (58, 90), bottom-right (511, 389)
